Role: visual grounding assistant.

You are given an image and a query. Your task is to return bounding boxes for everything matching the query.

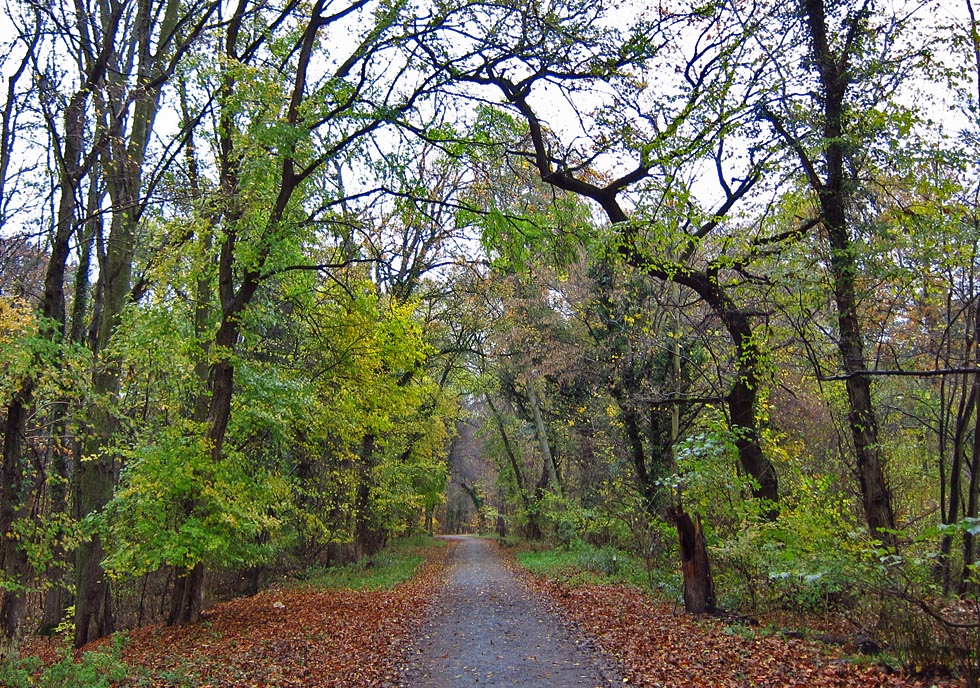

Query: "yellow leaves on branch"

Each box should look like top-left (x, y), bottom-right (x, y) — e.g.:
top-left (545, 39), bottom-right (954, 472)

top-left (0, 296), bottom-right (38, 396)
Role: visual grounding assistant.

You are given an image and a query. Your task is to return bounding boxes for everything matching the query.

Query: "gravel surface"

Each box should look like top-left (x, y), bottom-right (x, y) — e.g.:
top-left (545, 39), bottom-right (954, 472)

top-left (399, 536), bottom-right (621, 688)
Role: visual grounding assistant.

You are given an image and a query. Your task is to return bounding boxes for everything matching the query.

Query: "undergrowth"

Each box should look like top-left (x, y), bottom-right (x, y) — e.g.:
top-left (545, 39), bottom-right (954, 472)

top-left (1, 635), bottom-right (128, 688)
top-left (4, 535), bottom-right (442, 686)
top-left (298, 534), bottom-right (444, 590)
top-left (515, 538), bottom-right (677, 594)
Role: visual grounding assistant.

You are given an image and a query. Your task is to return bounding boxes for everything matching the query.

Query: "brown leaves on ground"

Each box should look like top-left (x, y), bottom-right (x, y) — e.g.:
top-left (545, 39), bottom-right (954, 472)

top-left (520, 574), bottom-right (964, 688)
top-left (107, 547), bottom-right (447, 687)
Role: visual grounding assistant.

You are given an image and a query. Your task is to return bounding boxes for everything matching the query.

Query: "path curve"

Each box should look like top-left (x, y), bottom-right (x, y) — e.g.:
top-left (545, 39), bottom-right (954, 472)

top-left (399, 536), bottom-right (620, 688)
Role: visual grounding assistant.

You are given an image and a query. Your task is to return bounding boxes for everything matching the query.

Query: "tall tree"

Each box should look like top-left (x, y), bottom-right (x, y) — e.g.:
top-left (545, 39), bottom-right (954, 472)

top-left (758, 0), bottom-right (936, 545)
top-left (70, 0), bottom-right (216, 646)
top-left (162, 0), bottom-right (444, 623)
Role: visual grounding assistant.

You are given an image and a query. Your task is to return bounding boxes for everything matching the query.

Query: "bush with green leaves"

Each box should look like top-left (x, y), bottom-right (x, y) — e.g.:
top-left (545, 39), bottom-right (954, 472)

top-left (517, 538), bottom-right (660, 590)
top-left (99, 419), bottom-right (292, 580)
top-left (0, 635), bottom-right (128, 688)
top-left (712, 474), bottom-right (869, 613)
top-left (537, 490), bottom-right (632, 548)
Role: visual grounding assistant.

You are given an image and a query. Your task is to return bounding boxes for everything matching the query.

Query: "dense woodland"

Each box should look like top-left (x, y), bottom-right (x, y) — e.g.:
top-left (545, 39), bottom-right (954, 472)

top-left (0, 0), bottom-right (979, 674)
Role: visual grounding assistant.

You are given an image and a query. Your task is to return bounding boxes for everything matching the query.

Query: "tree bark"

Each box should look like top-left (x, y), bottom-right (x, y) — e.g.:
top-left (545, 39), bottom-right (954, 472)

top-left (527, 381), bottom-right (559, 490)
top-left (667, 505), bottom-right (715, 614)
top-left (73, 417), bottom-right (116, 647)
top-left (37, 422), bottom-right (72, 636)
top-left (962, 366), bottom-right (980, 593)
top-left (354, 434), bottom-right (387, 560)
top-left (940, 359), bottom-right (976, 592)
top-left (167, 563), bottom-right (205, 626)
top-left (0, 391), bottom-right (32, 657)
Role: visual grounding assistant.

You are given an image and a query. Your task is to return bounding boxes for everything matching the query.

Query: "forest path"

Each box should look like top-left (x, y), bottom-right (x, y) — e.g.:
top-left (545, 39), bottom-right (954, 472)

top-left (398, 536), bottom-right (621, 688)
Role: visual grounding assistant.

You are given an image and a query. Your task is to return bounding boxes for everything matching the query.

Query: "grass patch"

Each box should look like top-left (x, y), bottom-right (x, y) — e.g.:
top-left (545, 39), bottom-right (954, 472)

top-left (515, 539), bottom-right (662, 590)
top-left (299, 534), bottom-right (444, 591)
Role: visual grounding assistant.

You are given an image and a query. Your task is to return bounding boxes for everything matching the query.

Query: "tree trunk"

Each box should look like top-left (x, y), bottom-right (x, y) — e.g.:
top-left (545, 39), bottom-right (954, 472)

top-left (961, 384), bottom-right (980, 593)
top-left (167, 563), bottom-right (205, 626)
top-left (667, 505), bottom-right (715, 614)
top-left (826, 219), bottom-right (897, 545)
top-left (73, 423), bottom-right (116, 647)
top-left (528, 381), bottom-right (559, 490)
top-left (354, 434), bottom-right (387, 560)
top-left (0, 392), bottom-right (32, 658)
top-left (37, 422), bottom-right (72, 636)
top-left (74, 204), bottom-right (134, 646)
top-left (797, 0), bottom-right (897, 547)
top-left (941, 369), bottom-right (976, 592)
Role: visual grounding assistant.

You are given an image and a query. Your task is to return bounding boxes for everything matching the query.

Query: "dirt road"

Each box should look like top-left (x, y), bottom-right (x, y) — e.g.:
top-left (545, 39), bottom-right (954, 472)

top-left (399, 536), bottom-right (620, 688)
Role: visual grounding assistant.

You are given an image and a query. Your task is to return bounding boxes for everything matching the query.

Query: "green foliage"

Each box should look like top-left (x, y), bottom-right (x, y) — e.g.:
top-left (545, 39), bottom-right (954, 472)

top-left (10, 511), bottom-right (80, 584)
top-left (0, 636), bottom-right (129, 688)
top-left (712, 474), bottom-right (867, 613)
top-left (0, 298), bottom-right (89, 404)
top-left (672, 424), bottom-right (763, 529)
top-left (536, 490), bottom-right (631, 548)
top-left (298, 535), bottom-right (441, 590)
top-left (516, 539), bottom-right (659, 590)
top-left (101, 419), bottom-right (291, 578)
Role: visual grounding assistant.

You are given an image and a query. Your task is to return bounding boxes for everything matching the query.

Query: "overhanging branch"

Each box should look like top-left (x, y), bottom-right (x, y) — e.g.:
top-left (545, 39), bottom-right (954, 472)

top-left (819, 367), bottom-right (980, 381)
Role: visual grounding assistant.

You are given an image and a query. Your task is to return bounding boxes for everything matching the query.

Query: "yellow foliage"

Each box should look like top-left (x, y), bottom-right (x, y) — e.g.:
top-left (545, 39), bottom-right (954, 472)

top-left (0, 296), bottom-right (37, 397)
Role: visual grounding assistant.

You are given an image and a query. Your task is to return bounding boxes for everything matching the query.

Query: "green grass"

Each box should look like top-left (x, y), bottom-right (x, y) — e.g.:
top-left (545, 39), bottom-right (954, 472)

top-left (298, 534), bottom-right (444, 591)
top-left (515, 539), bottom-right (665, 591)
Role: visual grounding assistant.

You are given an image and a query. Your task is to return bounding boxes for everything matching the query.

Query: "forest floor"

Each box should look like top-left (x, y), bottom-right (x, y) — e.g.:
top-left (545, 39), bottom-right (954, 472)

top-left (19, 536), bottom-right (966, 687)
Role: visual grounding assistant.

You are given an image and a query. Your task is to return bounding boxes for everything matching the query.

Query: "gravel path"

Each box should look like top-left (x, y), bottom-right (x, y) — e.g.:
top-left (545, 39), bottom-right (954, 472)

top-left (399, 536), bottom-right (621, 688)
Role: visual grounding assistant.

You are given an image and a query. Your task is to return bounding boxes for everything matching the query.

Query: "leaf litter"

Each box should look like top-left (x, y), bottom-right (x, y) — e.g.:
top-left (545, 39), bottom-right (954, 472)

top-left (85, 546), bottom-right (447, 687)
top-left (517, 572), bottom-right (965, 688)
top-left (24, 541), bottom-right (966, 687)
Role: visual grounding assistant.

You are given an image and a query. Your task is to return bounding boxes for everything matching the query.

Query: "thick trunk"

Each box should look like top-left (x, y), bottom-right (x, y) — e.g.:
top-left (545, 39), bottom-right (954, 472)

top-left (668, 505), bottom-right (715, 614)
top-left (699, 278), bottom-right (779, 508)
top-left (167, 563), bottom-right (205, 626)
top-left (824, 219), bottom-right (896, 544)
top-left (74, 207), bottom-right (134, 647)
top-left (0, 393), bottom-right (32, 657)
top-left (801, 0), bottom-right (897, 546)
top-left (37, 420), bottom-right (72, 636)
top-left (961, 392), bottom-right (980, 593)
top-left (727, 374), bottom-right (778, 508)
top-left (354, 434), bottom-right (387, 559)
top-left (73, 419), bottom-right (116, 647)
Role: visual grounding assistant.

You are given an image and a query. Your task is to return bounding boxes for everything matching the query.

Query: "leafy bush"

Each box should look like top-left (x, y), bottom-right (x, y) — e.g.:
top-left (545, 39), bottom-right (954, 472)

top-left (100, 419), bottom-right (291, 580)
top-left (712, 475), bottom-right (867, 614)
top-left (537, 491), bottom-right (632, 548)
top-left (0, 635), bottom-right (129, 688)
